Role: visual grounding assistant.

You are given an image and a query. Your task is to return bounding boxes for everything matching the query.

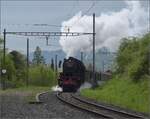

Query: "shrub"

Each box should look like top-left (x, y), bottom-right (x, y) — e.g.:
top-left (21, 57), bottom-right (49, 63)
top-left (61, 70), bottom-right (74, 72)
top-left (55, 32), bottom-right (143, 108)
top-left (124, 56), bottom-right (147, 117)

top-left (116, 33), bottom-right (150, 81)
top-left (29, 65), bottom-right (56, 87)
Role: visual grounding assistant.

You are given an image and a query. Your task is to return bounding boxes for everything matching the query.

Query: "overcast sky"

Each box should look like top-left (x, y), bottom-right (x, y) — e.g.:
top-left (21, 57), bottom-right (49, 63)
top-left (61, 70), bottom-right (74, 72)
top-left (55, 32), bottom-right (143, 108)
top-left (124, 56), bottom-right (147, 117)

top-left (0, 0), bottom-right (149, 54)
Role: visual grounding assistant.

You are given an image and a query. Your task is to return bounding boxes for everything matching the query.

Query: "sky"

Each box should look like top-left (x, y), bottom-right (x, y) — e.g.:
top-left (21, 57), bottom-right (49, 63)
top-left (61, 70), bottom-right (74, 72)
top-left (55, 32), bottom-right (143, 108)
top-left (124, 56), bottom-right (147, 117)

top-left (0, 0), bottom-right (149, 55)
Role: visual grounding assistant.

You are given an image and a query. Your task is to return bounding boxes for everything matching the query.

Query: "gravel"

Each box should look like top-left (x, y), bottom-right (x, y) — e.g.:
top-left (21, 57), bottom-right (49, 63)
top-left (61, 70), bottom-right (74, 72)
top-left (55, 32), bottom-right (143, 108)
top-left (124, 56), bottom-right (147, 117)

top-left (0, 91), bottom-right (102, 119)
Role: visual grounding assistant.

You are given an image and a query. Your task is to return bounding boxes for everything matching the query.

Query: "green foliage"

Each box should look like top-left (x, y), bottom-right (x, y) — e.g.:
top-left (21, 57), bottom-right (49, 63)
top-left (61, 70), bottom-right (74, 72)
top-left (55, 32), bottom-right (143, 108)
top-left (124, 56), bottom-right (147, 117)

top-left (32, 46), bottom-right (45, 65)
top-left (29, 65), bottom-right (56, 87)
top-left (9, 50), bottom-right (26, 69)
top-left (81, 76), bottom-right (150, 113)
top-left (9, 51), bottom-right (27, 82)
top-left (0, 48), bottom-right (56, 88)
top-left (81, 33), bottom-right (150, 113)
top-left (0, 36), bottom-right (3, 48)
top-left (1, 54), bottom-right (17, 87)
top-left (0, 37), bottom-right (3, 61)
top-left (116, 33), bottom-right (150, 80)
top-left (0, 51), bottom-right (27, 87)
top-left (5, 55), bottom-right (16, 80)
top-left (0, 37), bottom-right (56, 89)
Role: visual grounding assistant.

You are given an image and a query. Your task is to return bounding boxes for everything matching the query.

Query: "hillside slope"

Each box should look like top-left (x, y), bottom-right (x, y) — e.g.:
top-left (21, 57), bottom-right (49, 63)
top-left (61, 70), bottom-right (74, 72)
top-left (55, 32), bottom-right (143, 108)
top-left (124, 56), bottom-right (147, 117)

top-left (81, 33), bottom-right (150, 113)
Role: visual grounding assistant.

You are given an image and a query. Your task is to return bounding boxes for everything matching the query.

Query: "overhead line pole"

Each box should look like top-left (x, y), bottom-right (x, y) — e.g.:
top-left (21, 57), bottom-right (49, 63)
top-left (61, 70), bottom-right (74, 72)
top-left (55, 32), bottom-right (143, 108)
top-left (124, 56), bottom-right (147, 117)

top-left (2, 29), bottom-right (6, 90)
top-left (3, 20), bottom-right (95, 88)
top-left (27, 38), bottom-right (29, 86)
top-left (55, 55), bottom-right (58, 79)
top-left (92, 13), bottom-right (97, 88)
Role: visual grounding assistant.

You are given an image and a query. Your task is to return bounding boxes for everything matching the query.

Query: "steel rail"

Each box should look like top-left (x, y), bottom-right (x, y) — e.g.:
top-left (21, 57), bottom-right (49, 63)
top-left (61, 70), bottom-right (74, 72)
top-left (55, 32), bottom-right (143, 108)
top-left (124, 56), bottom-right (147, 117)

top-left (72, 94), bottom-right (146, 119)
top-left (57, 92), bottom-right (113, 119)
top-left (56, 92), bottom-right (147, 119)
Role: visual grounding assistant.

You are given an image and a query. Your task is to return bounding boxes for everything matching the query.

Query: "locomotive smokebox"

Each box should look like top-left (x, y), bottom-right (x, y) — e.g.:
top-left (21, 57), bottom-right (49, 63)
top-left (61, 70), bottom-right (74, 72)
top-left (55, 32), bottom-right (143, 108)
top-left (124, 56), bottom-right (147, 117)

top-left (58, 57), bottom-right (85, 92)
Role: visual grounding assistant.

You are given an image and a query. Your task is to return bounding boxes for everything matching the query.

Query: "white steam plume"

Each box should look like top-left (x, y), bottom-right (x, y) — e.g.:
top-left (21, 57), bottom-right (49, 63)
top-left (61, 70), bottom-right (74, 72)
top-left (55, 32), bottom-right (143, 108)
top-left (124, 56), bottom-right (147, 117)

top-left (79, 82), bottom-right (92, 91)
top-left (59, 1), bottom-right (148, 57)
top-left (51, 85), bottom-right (62, 92)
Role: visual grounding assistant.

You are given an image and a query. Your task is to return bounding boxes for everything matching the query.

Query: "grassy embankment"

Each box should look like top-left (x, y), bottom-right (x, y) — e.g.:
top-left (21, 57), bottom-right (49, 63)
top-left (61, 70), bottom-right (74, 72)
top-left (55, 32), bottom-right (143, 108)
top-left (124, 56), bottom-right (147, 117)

top-left (81, 77), bottom-right (149, 113)
top-left (81, 33), bottom-right (150, 113)
top-left (0, 86), bottom-right (51, 102)
top-left (0, 65), bottom-right (57, 102)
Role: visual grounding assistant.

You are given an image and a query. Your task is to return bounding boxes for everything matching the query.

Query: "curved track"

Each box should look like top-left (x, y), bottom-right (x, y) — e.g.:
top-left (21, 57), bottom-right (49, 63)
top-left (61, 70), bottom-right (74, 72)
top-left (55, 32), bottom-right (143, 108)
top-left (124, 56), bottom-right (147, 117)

top-left (56, 92), bottom-right (147, 119)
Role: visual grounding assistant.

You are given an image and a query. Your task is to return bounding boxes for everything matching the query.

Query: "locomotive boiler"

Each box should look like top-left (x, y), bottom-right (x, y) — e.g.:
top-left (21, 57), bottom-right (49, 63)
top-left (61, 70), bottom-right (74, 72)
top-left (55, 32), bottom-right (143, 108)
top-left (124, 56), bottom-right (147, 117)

top-left (58, 57), bottom-right (85, 92)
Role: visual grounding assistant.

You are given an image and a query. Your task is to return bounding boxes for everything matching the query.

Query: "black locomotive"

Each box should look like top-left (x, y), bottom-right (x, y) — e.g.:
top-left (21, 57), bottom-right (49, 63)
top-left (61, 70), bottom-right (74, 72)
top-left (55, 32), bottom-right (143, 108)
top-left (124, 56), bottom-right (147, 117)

top-left (58, 57), bottom-right (85, 92)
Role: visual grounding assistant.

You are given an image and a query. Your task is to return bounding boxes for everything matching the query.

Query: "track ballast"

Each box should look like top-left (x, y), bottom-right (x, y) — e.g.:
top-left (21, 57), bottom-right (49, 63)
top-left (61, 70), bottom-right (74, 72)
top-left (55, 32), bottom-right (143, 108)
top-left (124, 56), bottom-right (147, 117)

top-left (56, 92), bottom-right (147, 119)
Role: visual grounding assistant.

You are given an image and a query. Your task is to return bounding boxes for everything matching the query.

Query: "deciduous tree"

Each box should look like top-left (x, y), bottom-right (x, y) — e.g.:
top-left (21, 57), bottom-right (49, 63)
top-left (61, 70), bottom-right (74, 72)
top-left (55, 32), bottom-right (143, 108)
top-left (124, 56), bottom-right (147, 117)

top-left (32, 46), bottom-right (45, 65)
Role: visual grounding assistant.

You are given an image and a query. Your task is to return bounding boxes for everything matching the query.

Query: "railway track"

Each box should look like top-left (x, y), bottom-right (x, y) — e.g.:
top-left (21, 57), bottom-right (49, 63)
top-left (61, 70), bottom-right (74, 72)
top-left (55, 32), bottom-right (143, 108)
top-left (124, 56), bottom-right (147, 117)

top-left (56, 92), bottom-right (147, 119)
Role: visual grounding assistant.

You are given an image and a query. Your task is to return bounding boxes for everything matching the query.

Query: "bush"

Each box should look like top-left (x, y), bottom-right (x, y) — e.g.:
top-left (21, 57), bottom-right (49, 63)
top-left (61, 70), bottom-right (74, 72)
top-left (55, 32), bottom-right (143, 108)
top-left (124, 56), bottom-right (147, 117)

top-left (1, 55), bottom-right (18, 88)
top-left (81, 33), bottom-right (150, 113)
top-left (116, 33), bottom-right (150, 80)
top-left (29, 65), bottom-right (56, 87)
top-left (81, 76), bottom-right (150, 113)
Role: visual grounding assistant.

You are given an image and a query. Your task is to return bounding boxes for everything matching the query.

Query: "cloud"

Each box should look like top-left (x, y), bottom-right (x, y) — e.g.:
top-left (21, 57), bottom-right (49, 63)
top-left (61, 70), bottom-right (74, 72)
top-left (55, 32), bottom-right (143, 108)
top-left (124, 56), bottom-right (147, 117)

top-left (59, 1), bottom-right (148, 57)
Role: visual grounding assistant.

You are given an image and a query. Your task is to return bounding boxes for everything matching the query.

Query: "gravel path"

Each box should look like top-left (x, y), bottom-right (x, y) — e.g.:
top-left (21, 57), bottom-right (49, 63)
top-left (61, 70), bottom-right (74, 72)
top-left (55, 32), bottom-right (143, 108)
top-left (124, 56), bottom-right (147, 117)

top-left (0, 91), bottom-right (101, 119)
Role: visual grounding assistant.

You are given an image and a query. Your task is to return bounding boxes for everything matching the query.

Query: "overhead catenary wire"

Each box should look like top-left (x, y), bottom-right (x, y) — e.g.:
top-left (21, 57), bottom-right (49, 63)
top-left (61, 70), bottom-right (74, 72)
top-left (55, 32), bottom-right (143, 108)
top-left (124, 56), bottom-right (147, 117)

top-left (66, 0), bottom-right (78, 18)
top-left (1, 0), bottom-right (142, 1)
top-left (2, 1), bottom-right (99, 32)
top-left (68, 1), bottom-right (97, 29)
top-left (2, 1), bottom-right (78, 29)
top-left (4, 23), bottom-right (70, 28)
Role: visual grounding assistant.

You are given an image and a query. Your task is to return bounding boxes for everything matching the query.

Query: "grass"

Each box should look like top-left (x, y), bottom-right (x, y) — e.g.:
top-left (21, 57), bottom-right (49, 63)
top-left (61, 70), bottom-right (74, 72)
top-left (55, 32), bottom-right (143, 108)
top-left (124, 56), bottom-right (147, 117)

top-left (81, 77), bottom-right (150, 114)
top-left (0, 86), bottom-right (51, 102)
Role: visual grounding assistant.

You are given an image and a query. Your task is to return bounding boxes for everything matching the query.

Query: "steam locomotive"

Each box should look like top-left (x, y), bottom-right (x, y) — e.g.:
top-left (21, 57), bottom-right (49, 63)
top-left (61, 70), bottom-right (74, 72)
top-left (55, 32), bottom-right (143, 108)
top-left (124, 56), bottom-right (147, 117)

top-left (58, 57), bottom-right (85, 92)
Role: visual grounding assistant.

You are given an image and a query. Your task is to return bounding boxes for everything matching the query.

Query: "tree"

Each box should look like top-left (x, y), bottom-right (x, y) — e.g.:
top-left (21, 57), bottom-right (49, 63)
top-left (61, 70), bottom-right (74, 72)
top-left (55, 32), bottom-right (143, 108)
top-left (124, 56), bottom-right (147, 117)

top-left (9, 50), bottom-right (26, 69)
top-left (116, 33), bottom-right (150, 80)
top-left (9, 50), bottom-right (26, 81)
top-left (4, 55), bottom-right (16, 81)
top-left (0, 37), bottom-right (3, 60)
top-left (0, 37), bottom-right (3, 48)
top-left (32, 46), bottom-right (45, 65)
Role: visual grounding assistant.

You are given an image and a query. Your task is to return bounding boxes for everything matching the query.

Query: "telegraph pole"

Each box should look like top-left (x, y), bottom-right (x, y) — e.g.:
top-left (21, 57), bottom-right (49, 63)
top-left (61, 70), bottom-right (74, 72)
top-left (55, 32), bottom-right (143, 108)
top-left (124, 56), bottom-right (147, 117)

top-left (2, 29), bottom-right (6, 90)
top-left (26, 38), bottom-right (29, 86)
top-left (92, 13), bottom-right (97, 88)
